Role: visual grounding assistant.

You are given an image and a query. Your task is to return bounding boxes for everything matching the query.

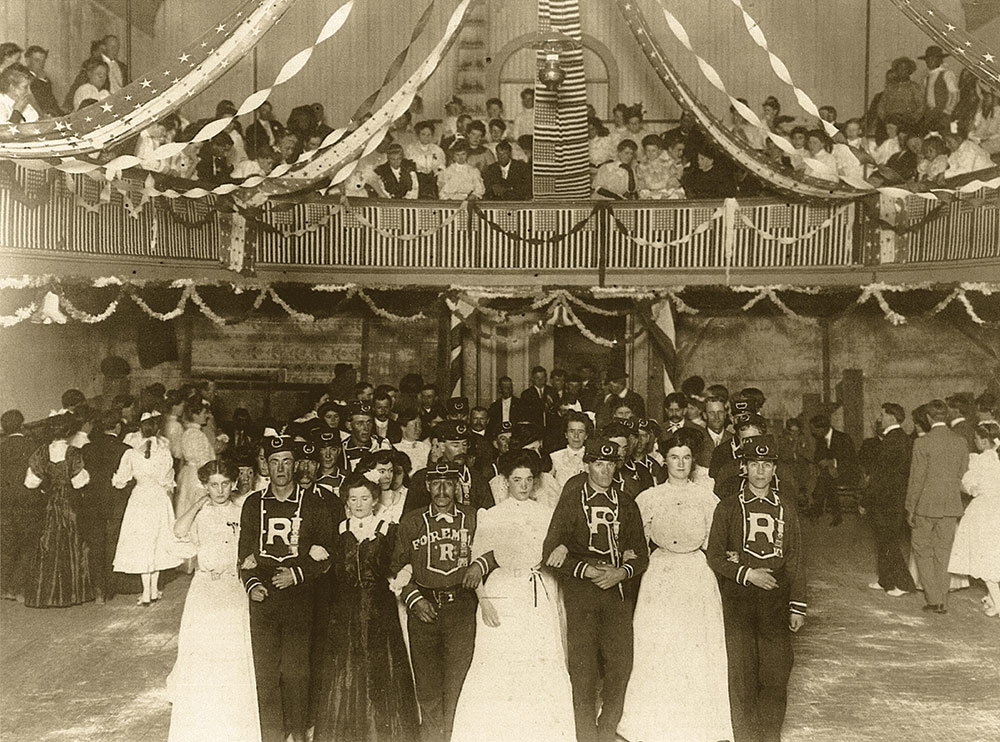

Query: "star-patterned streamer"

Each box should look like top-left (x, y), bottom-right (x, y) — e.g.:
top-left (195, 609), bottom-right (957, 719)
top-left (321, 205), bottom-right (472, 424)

top-left (0, 0), bottom-right (297, 159)
top-left (617, 0), bottom-right (1000, 202)
top-left (887, 0), bottom-right (1000, 90)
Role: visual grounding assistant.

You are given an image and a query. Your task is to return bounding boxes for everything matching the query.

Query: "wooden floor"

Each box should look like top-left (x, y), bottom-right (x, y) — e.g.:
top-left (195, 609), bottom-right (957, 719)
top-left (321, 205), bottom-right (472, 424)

top-left (1, 514), bottom-right (998, 742)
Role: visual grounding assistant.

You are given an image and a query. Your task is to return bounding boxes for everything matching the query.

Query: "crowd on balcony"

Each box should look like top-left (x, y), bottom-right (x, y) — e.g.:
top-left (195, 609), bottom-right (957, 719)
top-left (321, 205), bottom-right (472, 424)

top-left (2, 37), bottom-right (999, 201)
top-left (2, 364), bottom-right (999, 742)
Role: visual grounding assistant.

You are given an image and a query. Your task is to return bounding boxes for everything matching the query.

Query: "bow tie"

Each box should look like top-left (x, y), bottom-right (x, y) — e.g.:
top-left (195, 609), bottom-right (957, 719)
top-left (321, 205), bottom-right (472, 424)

top-left (433, 512), bottom-right (455, 523)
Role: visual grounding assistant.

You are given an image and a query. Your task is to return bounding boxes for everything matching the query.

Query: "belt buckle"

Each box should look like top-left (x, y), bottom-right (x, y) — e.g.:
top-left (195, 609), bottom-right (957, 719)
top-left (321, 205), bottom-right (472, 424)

top-left (438, 590), bottom-right (457, 605)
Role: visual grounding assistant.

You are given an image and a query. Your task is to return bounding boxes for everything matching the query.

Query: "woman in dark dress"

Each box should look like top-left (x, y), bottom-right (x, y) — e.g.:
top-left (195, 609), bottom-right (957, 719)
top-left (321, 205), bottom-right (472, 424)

top-left (313, 474), bottom-right (419, 742)
top-left (23, 412), bottom-right (94, 607)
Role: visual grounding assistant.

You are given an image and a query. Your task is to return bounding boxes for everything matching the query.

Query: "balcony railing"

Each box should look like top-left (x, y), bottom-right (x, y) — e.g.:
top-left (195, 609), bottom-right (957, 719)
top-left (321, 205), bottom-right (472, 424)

top-left (1, 164), bottom-right (997, 283)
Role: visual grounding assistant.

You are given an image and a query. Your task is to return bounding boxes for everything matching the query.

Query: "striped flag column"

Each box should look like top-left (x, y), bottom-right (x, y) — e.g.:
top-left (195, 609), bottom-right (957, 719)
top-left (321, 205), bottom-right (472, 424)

top-left (533, 0), bottom-right (590, 199)
top-left (446, 296), bottom-right (477, 398)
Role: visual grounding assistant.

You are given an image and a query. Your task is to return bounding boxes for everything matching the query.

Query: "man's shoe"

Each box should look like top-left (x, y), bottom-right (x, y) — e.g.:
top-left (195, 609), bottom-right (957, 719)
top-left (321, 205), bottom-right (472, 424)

top-left (922, 603), bottom-right (947, 614)
top-left (868, 581), bottom-right (884, 591)
top-left (886, 588), bottom-right (909, 597)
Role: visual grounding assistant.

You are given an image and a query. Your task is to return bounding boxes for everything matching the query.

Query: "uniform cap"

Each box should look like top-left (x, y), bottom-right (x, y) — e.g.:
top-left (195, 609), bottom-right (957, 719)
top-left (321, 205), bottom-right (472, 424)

top-left (584, 438), bottom-right (621, 463)
top-left (425, 461), bottom-right (462, 481)
top-left (265, 435), bottom-right (297, 457)
top-left (312, 424), bottom-right (340, 448)
top-left (447, 397), bottom-right (469, 414)
top-left (296, 440), bottom-right (322, 462)
top-left (434, 420), bottom-right (470, 441)
top-left (346, 400), bottom-right (374, 419)
top-left (738, 434), bottom-right (779, 461)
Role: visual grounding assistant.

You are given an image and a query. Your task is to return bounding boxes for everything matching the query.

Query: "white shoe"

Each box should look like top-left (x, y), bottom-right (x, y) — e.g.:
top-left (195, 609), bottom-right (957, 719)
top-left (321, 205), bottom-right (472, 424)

top-left (867, 581), bottom-right (884, 591)
top-left (886, 588), bottom-right (909, 597)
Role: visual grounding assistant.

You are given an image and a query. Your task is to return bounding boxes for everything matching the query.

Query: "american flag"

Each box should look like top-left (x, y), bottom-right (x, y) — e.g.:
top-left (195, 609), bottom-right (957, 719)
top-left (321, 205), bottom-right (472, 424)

top-left (0, 0), bottom-right (295, 158)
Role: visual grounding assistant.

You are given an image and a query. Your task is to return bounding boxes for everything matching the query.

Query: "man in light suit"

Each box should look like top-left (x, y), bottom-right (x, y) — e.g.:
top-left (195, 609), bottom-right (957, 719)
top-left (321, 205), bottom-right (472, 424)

top-left (905, 399), bottom-right (969, 614)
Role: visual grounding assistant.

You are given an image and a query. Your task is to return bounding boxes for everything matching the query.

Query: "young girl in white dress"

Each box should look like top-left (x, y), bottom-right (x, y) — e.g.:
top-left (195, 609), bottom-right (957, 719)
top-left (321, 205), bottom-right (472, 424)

top-left (450, 449), bottom-right (575, 742)
top-left (949, 421), bottom-right (1000, 617)
top-left (175, 397), bottom-right (215, 573)
top-left (167, 460), bottom-right (260, 742)
top-left (618, 428), bottom-right (732, 742)
top-left (112, 411), bottom-right (181, 606)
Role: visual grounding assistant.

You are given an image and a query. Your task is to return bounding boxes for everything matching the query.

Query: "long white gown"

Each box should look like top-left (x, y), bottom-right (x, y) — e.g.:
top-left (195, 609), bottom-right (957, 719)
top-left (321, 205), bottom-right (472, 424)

top-left (618, 480), bottom-right (732, 742)
top-left (450, 497), bottom-right (575, 742)
top-left (112, 437), bottom-right (182, 574)
top-left (949, 450), bottom-right (1000, 581)
top-left (167, 498), bottom-right (260, 742)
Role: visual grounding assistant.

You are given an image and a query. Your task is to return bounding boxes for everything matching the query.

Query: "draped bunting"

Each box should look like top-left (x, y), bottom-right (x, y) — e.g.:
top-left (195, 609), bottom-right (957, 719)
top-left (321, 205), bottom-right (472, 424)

top-left (3, 280), bottom-right (999, 331)
top-left (886, 0), bottom-right (1000, 91)
top-left (0, 0), bottom-right (297, 158)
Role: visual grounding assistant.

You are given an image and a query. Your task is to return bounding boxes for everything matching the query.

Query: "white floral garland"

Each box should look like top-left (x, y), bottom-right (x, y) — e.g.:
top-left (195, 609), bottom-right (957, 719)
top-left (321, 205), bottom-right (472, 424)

top-left (129, 286), bottom-right (191, 321)
top-left (59, 292), bottom-right (121, 324)
top-left (856, 283), bottom-right (908, 326)
top-left (0, 303), bottom-right (37, 327)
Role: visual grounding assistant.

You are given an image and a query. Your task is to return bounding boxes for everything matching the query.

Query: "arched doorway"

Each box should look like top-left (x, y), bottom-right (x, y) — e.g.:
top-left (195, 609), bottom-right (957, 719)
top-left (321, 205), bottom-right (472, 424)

top-left (485, 32), bottom-right (619, 119)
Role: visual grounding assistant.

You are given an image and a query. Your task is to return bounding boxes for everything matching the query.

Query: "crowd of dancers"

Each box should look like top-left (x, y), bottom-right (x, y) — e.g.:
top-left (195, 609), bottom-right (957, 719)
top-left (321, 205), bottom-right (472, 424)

top-left (1, 367), bottom-right (998, 742)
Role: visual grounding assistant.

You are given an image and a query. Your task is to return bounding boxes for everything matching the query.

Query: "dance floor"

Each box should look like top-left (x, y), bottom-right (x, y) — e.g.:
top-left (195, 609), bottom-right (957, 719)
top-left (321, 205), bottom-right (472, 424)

top-left (1, 513), bottom-right (998, 742)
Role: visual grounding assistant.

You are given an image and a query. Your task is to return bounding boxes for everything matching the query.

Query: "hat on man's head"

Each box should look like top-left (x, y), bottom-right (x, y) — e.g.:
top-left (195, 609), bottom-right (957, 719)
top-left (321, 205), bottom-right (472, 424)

top-left (346, 400), bottom-right (374, 419)
top-left (434, 420), bottom-right (470, 442)
top-left (265, 435), bottom-right (297, 458)
top-left (312, 424), bottom-right (340, 448)
top-left (636, 417), bottom-right (661, 436)
top-left (738, 434), bottom-right (779, 461)
top-left (601, 421), bottom-right (631, 441)
top-left (731, 396), bottom-right (761, 415)
top-left (487, 420), bottom-right (514, 439)
top-left (733, 412), bottom-right (767, 431)
top-left (447, 397), bottom-right (469, 415)
top-left (618, 418), bottom-right (639, 435)
top-left (425, 461), bottom-right (462, 481)
top-left (918, 45), bottom-right (948, 60)
top-left (584, 438), bottom-right (622, 463)
top-left (296, 440), bottom-right (322, 463)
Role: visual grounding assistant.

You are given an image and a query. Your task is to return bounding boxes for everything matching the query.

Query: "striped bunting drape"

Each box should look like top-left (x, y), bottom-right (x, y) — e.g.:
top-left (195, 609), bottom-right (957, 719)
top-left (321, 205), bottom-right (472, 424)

top-left (533, 0), bottom-right (590, 199)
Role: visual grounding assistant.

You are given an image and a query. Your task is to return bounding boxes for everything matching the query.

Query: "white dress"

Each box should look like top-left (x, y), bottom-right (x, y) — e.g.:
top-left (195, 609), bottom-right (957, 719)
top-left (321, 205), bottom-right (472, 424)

top-left (489, 471), bottom-right (562, 511)
top-left (167, 500), bottom-right (260, 742)
top-left (451, 498), bottom-right (575, 742)
top-left (112, 438), bottom-right (182, 574)
top-left (618, 480), bottom-right (732, 742)
top-left (949, 451), bottom-right (1000, 582)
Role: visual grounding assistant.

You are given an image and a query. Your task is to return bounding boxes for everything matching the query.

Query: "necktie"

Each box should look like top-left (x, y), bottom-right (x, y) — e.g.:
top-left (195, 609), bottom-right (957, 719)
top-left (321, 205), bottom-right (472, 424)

top-left (620, 163), bottom-right (635, 195)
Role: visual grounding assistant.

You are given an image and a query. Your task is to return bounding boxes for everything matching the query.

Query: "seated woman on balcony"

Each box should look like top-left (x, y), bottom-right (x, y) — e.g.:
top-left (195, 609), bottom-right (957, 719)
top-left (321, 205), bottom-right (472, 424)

top-left (681, 147), bottom-right (737, 199)
top-left (868, 117), bottom-right (902, 166)
top-left (916, 136), bottom-right (949, 183)
top-left (0, 65), bottom-right (38, 124)
top-left (232, 147), bottom-right (277, 180)
top-left (440, 114), bottom-right (472, 155)
top-left (802, 130), bottom-right (839, 183)
top-left (970, 87), bottom-right (1000, 157)
top-left (943, 128), bottom-right (994, 178)
top-left (71, 57), bottom-right (110, 111)
top-left (588, 117), bottom-right (615, 170)
top-left (608, 102), bottom-right (629, 146)
top-left (437, 141), bottom-right (484, 201)
top-left (876, 127), bottom-right (922, 184)
top-left (592, 139), bottom-right (638, 200)
top-left (465, 121), bottom-right (496, 173)
top-left (373, 143), bottom-right (419, 200)
top-left (637, 135), bottom-right (686, 200)
top-left (624, 104), bottom-right (652, 161)
top-left (487, 118), bottom-right (527, 162)
top-left (405, 121), bottom-right (446, 199)
top-left (135, 116), bottom-right (181, 173)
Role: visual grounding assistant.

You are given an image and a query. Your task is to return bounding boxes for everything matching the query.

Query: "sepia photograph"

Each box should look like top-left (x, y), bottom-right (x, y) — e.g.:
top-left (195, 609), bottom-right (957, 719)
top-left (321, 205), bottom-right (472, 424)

top-left (1, 0), bottom-right (999, 741)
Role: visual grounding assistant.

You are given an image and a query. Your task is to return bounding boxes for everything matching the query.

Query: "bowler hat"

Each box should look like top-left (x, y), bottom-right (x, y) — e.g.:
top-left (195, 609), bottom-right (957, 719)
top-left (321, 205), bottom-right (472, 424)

top-left (918, 45), bottom-right (947, 60)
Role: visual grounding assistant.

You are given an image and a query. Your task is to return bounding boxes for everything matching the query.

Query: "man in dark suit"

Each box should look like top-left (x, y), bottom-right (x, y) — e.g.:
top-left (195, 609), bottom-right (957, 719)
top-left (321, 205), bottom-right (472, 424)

top-left (418, 384), bottom-right (447, 439)
top-left (24, 46), bottom-right (63, 118)
top-left (946, 392), bottom-right (977, 453)
top-left (808, 413), bottom-right (861, 526)
top-left (0, 410), bottom-right (35, 601)
top-left (862, 403), bottom-right (916, 596)
top-left (80, 410), bottom-right (132, 602)
top-left (661, 391), bottom-right (713, 469)
top-left (483, 140), bottom-right (532, 200)
top-left (487, 376), bottom-right (525, 426)
top-left (373, 143), bottom-right (419, 199)
top-left (906, 399), bottom-right (970, 614)
top-left (246, 101), bottom-right (286, 158)
top-left (520, 366), bottom-right (559, 430)
top-left (577, 364), bottom-right (600, 412)
top-left (596, 366), bottom-right (645, 430)
top-left (372, 389), bottom-right (403, 445)
top-left (703, 396), bottom-right (732, 463)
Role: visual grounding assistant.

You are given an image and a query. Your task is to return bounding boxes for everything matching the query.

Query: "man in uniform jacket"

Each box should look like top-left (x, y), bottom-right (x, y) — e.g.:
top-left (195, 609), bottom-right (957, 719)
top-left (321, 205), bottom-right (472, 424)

top-left (483, 140), bottom-right (532, 200)
top-left (405, 421), bottom-right (494, 514)
top-left (905, 399), bottom-right (970, 614)
top-left (391, 461), bottom-right (486, 742)
top-left (239, 435), bottom-right (334, 742)
top-left (337, 401), bottom-right (393, 475)
top-left (543, 438), bottom-right (649, 742)
top-left (861, 403), bottom-right (916, 596)
top-left (707, 434), bottom-right (806, 742)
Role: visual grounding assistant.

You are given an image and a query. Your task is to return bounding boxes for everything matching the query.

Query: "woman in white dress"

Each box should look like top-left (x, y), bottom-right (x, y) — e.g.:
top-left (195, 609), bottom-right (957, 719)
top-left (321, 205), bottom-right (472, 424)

top-left (451, 450), bottom-right (575, 742)
top-left (175, 397), bottom-right (215, 572)
top-left (618, 428), bottom-right (732, 742)
top-left (112, 412), bottom-right (181, 606)
top-left (949, 421), bottom-right (1000, 617)
top-left (167, 460), bottom-right (260, 742)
